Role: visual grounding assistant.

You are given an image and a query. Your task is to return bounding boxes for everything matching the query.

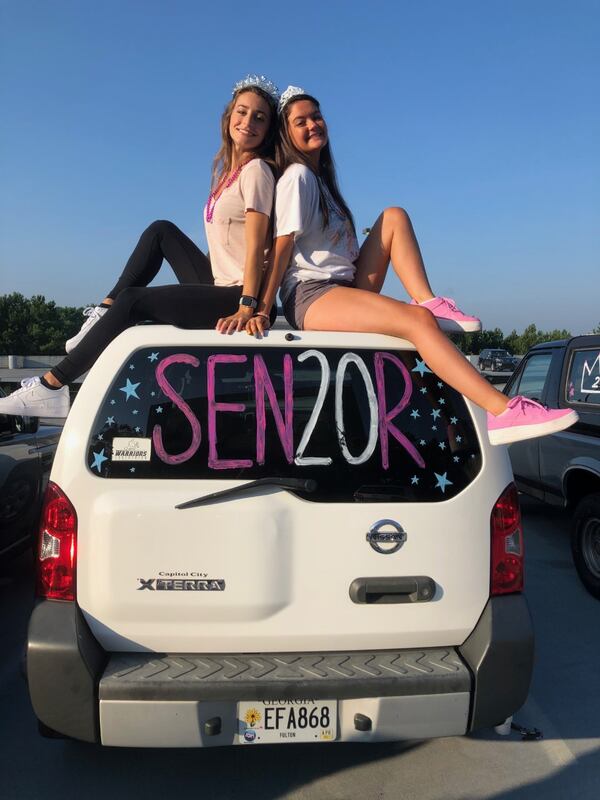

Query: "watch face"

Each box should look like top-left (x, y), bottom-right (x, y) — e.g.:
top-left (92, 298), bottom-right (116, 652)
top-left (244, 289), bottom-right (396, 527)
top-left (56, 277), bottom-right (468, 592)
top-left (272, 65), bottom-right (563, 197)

top-left (240, 296), bottom-right (257, 308)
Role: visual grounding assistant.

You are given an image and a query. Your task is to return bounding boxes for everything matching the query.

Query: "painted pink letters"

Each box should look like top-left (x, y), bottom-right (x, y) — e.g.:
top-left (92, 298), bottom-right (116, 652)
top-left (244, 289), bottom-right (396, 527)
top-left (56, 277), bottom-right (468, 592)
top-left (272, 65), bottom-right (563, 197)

top-left (153, 354), bottom-right (201, 465)
top-left (254, 354), bottom-right (294, 464)
top-left (374, 351), bottom-right (425, 469)
top-left (207, 354), bottom-right (253, 470)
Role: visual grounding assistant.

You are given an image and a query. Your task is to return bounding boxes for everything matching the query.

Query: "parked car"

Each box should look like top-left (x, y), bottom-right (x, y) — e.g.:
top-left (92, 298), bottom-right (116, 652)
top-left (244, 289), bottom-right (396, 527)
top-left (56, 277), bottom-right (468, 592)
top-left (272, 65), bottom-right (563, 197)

top-left (0, 390), bottom-right (61, 561)
top-left (478, 349), bottom-right (519, 372)
top-left (504, 335), bottom-right (600, 599)
top-left (28, 326), bottom-right (533, 746)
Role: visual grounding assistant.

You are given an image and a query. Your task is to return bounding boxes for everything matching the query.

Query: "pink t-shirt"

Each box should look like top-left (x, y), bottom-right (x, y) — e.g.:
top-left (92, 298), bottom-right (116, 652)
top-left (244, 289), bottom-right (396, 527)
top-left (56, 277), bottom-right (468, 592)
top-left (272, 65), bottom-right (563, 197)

top-left (204, 158), bottom-right (275, 287)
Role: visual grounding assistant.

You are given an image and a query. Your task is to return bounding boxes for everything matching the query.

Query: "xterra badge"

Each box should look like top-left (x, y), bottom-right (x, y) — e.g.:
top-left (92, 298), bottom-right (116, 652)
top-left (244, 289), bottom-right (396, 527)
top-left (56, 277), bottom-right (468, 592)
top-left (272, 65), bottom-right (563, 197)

top-left (138, 578), bottom-right (225, 591)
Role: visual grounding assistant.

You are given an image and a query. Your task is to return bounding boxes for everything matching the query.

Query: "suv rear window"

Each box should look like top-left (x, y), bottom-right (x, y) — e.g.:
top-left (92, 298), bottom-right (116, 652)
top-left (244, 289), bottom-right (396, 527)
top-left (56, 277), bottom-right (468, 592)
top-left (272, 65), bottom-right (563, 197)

top-left (86, 346), bottom-right (482, 502)
top-left (566, 348), bottom-right (600, 406)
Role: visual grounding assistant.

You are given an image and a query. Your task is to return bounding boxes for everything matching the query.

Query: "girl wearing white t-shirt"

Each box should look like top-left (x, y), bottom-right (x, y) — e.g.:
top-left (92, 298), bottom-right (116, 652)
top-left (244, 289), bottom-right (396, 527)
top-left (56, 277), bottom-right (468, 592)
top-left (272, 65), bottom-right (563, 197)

top-left (0, 76), bottom-right (279, 419)
top-left (249, 87), bottom-right (577, 445)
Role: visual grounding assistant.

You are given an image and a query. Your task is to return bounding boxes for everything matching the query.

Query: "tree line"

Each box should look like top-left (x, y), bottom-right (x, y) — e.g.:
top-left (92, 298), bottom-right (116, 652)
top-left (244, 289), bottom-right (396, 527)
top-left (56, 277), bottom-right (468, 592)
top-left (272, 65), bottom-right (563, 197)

top-left (0, 292), bottom-right (598, 355)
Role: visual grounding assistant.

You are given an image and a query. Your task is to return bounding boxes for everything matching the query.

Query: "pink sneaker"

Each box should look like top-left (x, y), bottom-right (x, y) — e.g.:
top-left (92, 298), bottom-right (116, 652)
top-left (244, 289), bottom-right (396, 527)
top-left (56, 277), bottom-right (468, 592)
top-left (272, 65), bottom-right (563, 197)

top-left (488, 396), bottom-right (579, 446)
top-left (411, 296), bottom-right (481, 332)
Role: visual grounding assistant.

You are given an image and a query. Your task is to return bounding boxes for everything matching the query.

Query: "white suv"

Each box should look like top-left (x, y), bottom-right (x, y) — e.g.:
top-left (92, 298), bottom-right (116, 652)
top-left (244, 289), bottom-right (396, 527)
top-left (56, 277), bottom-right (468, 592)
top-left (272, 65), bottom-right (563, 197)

top-left (27, 326), bottom-right (533, 747)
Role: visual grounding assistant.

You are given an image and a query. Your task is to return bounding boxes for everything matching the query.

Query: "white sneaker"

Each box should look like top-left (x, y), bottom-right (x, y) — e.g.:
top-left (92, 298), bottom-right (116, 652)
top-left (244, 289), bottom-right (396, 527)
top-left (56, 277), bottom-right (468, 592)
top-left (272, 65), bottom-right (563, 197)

top-left (0, 377), bottom-right (70, 418)
top-left (66, 305), bottom-right (107, 353)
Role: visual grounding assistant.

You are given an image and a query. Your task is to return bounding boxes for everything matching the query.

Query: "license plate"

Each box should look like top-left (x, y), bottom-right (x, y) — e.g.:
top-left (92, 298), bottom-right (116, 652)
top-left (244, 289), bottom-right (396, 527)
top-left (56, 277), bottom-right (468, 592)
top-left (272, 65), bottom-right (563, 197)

top-left (237, 699), bottom-right (337, 744)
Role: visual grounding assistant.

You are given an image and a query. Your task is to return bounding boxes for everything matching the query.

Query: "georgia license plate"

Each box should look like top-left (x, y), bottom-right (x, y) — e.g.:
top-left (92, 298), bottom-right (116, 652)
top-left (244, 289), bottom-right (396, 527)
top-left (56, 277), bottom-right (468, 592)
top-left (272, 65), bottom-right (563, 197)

top-left (237, 699), bottom-right (337, 744)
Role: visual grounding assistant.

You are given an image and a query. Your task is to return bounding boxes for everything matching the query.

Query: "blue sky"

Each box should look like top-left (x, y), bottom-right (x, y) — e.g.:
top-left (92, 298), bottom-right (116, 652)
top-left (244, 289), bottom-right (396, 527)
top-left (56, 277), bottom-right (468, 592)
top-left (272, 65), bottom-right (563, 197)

top-left (1, 0), bottom-right (598, 334)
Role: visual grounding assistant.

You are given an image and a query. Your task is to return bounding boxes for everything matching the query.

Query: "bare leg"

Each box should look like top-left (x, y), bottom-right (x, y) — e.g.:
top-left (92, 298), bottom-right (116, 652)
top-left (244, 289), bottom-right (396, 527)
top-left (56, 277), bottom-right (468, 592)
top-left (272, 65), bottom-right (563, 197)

top-left (354, 207), bottom-right (435, 302)
top-left (304, 287), bottom-right (508, 415)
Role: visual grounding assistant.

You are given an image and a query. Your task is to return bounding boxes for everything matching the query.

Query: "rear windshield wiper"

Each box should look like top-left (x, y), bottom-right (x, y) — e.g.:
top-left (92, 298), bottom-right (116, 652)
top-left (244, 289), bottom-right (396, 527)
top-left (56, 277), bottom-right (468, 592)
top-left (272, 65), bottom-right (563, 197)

top-left (176, 477), bottom-right (317, 509)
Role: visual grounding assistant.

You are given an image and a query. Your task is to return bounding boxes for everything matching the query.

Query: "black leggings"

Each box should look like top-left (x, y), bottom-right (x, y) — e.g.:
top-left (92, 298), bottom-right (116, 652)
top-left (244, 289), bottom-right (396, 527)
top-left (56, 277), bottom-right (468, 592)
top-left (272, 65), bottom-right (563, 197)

top-left (52, 283), bottom-right (251, 384)
top-left (106, 219), bottom-right (212, 297)
top-left (52, 220), bottom-right (274, 385)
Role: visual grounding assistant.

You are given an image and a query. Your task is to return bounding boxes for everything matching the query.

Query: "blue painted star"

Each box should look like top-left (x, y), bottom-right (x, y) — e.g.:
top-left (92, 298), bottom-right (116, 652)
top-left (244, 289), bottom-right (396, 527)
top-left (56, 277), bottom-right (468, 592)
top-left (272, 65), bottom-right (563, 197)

top-left (419, 439), bottom-right (426, 446)
top-left (411, 475), bottom-right (419, 485)
top-left (438, 441), bottom-right (446, 451)
top-left (132, 409), bottom-right (139, 415)
top-left (91, 449), bottom-right (108, 473)
top-left (453, 456), bottom-right (460, 463)
top-left (437, 381), bottom-right (443, 388)
top-left (106, 416), bottom-right (115, 425)
top-left (432, 424), bottom-right (437, 431)
top-left (119, 378), bottom-right (141, 401)
top-left (450, 416), bottom-right (458, 425)
top-left (431, 408), bottom-right (441, 420)
top-left (410, 409), bottom-right (420, 419)
top-left (150, 391), bottom-right (156, 397)
top-left (148, 352), bottom-right (159, 363)
top-left (97, 434), bottom-right (103, 440)
top-left (110, 399), bottom-right (116, 405)
top-left (156, 406), bottom-right (163, 414)
top-left (412, 358), bottom-right (432, 377)
top-left (420, 387), bottom-right (428, 394)
top-left (130, 467), bottom-right (136, 473)
top-left (434, 472), bottom-right (453, 493)
top-left (456, 435), bottom-right (462, 443)
top-left (129, 364), bottom-right (135, 370)
top-left (135, 426), bottom-right (141, 433)
top-left (439, 398), bottom-right (445, 405)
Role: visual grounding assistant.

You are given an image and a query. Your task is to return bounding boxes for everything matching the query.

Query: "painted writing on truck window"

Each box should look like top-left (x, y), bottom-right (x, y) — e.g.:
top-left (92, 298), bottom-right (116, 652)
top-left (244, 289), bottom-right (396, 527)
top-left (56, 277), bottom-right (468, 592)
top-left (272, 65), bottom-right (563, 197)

top-left (87, 347), bottom-right (481, 501)
top-left (151, 350), bottom-right (424, 470)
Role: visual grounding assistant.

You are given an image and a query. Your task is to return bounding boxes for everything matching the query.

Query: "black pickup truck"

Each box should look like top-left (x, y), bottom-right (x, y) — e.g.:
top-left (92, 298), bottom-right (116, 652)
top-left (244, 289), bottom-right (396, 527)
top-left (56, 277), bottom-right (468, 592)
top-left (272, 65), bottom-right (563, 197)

top-left (504, 335), bottom-right (600, 599)
top-left (0, 392), bottom-right (62, 561)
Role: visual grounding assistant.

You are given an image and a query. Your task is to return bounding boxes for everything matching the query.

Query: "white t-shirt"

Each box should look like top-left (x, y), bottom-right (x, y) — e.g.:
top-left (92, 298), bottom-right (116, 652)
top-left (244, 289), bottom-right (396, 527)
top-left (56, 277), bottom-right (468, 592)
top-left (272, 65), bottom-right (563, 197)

top-left (204, 158), bottom-right (275, 287)
top-left (274, 163), bottom-right (359, 302)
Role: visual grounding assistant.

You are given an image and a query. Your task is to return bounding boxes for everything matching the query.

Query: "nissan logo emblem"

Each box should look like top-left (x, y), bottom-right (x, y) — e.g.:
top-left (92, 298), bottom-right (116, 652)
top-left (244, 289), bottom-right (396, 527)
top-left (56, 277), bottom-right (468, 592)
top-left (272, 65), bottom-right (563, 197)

top-left (366, 520), bottom-right (407, 554)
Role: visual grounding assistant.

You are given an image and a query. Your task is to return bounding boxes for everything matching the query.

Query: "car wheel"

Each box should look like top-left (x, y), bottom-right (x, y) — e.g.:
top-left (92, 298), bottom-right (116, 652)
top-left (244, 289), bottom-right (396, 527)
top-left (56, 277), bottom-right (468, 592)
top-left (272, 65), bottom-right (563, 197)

top-left (571, 493), bottom-right (600, 600)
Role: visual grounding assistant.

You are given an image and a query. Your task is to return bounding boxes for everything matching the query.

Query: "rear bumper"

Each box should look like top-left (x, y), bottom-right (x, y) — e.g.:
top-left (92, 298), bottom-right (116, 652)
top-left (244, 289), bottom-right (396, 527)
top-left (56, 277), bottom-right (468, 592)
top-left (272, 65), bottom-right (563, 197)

top-left (27, 595), bottom-right (533, 746)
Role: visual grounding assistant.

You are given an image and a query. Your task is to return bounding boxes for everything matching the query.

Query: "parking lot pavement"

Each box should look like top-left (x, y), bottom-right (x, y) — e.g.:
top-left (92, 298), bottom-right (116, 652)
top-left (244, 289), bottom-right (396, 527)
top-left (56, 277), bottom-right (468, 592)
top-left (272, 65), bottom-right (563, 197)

top-left (1, 498), bottom-right (599, 800)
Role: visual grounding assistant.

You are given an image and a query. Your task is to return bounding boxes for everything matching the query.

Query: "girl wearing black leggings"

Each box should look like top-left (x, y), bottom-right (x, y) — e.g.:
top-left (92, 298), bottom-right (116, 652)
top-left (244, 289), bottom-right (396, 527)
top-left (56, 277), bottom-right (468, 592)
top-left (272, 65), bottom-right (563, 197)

top-left (0, 75), bottom-right (281, 419)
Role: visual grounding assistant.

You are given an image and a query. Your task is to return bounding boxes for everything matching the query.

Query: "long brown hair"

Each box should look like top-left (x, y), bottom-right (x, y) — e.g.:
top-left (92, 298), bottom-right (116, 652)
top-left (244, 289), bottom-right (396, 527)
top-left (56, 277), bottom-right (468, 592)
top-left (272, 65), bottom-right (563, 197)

top-left (211, 87), bottom-right (278, 188)
top-left (277, 94), bottom-right (355, 233)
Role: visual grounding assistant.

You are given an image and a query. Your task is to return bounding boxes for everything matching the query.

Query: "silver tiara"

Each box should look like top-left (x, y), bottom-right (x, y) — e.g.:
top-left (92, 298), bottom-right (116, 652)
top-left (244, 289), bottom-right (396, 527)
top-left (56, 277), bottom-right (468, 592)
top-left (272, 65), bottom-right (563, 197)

top-left (232, 74), bottom-right (280, 103)
top-left (278, 85), bottom-right (308, 114)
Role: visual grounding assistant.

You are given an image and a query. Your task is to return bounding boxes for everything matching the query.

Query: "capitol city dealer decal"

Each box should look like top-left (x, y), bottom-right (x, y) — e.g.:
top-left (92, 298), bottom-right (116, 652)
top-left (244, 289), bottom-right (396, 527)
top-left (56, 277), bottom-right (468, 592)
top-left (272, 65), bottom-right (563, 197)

top-left (112, 437), bottom-right (152, 462)
top-left (138, 571), bottom-right (225, 591)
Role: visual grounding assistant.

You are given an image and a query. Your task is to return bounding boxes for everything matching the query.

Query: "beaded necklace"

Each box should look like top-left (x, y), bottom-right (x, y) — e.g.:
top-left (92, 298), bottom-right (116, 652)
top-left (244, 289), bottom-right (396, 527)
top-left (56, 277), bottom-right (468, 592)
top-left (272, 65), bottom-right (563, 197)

top-left (206, 159), bottom-right (252, 223)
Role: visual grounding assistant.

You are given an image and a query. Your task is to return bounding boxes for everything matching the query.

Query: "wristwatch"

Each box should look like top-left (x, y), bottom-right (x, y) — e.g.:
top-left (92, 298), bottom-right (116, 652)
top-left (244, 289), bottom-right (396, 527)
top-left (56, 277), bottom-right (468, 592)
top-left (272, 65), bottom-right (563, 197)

top-left (239, 295), bottom-right (258, 309)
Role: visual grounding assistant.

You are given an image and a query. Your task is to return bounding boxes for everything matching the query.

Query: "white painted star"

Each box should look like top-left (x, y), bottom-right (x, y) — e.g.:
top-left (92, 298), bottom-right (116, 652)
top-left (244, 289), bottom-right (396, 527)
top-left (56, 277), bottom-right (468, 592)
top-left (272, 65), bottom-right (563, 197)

top-left (450, 416), bottom-right (458, 425)
top-left (437, 381), bottom-right (443, 388)
top-left (410, 409), bottom-right (420, 419)
top-left (156, 406), bottom-right (163, 414)
top-left (148, 352), bottom-right (159, 362)
top-left (431, 408), bottom-right (441, 420)
top-left (97, 434), bottom-right (103, 440)
top-left (411, 475), bottom-right (419, 485)
top-left (438, 441), bottom-right (446, 450)
top-left (432, 425), bottom-right (437, 431)
top-left (130, 467), bottom-right (136, 473)
top-left (439, 398), bottom-right (445, 405)
top-left (129, 364), bottom-right (135, 370)
top-left (420, 387), bottom-right (427, 394)
top-left (456, 435), bottom-right (462, 443)
top-left (132, 409), bottom-right (139, 415)
top-left (419, 439), bottom-right (426, 446)
top-left (119, 378), bottom-right (141, 401)
top-left (150, 391), bottom-right (156, 397)
top-left (106, 416), bottom-right (115, 425)
top-left (135, 426), bottom-right (141, 433)
top-left (110, 399), bottom-right (116, 405)
top-left (434, 472), bottom-right (453, 493)
top-left (453, 456), bottom-right (460, 462)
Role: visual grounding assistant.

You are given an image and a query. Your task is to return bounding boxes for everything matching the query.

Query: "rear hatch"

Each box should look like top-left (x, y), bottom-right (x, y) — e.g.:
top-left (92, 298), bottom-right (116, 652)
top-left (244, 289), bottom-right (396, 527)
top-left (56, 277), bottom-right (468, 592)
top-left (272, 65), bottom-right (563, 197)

top-left (53, 328), bottom-right (512, 653)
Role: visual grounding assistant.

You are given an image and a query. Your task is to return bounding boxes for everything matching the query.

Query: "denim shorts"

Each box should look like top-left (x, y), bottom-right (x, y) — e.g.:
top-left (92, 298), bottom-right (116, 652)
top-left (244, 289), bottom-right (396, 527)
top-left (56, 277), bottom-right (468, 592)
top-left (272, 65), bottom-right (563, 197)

top-left (282, 279), bottom-right (355, 330)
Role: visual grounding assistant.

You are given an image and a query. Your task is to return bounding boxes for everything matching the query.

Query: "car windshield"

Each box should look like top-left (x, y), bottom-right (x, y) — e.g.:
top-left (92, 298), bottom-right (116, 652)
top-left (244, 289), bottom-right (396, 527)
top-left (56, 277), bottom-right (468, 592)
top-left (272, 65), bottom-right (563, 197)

top-left (86, 346), bottom-right (482, 502)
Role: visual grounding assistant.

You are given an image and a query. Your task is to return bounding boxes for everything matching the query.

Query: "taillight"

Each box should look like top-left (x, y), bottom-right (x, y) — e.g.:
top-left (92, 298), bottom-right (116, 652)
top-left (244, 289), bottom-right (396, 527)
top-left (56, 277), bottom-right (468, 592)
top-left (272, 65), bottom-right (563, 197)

top-left (36, 481), bottom-right (77, 601)
top-left (490, 483), bottom-right (523, 595)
